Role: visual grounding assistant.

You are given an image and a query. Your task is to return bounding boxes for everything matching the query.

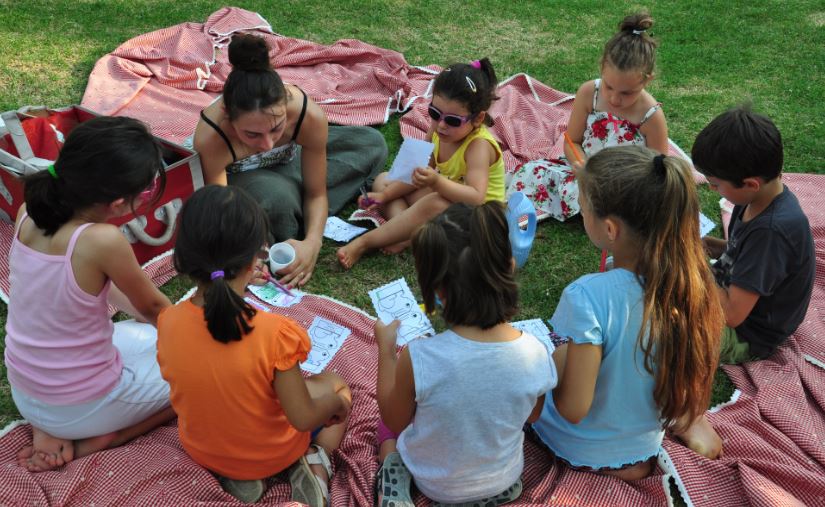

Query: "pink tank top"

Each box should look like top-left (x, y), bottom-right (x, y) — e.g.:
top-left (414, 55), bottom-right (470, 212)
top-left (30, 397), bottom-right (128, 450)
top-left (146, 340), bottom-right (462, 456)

top-left (4, 214), bottom-right (122, 405)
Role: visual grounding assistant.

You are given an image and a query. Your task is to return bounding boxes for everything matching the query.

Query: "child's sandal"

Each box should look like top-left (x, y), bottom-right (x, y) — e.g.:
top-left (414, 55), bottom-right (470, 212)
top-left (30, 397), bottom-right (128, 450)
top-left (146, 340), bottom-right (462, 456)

top-left (375, 451), bottom-right (413, 507)
top-left (290, 444), bottom-right (332, 507)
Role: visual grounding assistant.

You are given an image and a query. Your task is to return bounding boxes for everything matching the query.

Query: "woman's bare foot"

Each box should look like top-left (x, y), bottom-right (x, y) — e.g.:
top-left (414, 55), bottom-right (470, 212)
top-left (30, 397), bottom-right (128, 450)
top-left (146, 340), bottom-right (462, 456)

top-left (675, 414), bottom-right (723, 459)
top-left (337, 238), bottom-right (369, 269)
top-left (381, 240), bottom-right (410, 255)
top-left (17, 427), bottom-right (74, 472)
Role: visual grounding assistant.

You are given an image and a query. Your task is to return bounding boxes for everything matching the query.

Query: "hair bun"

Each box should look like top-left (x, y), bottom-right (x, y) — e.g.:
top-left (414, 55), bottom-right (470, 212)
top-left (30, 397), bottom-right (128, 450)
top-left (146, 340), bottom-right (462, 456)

top-left (619, 12), bottom-right (654, 33)
top-left (228, 34), bottom-right (272, 72)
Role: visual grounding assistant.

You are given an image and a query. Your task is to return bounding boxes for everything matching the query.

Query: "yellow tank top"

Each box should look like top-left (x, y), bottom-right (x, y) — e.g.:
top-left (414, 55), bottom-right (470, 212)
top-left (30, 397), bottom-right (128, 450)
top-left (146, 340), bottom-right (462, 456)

top-left (432, 125), bottom-right (505, 202)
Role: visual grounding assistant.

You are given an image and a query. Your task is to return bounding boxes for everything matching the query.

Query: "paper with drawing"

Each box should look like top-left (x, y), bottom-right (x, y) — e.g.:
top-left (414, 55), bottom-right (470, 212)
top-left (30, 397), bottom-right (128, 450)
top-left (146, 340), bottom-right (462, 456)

top-left (303, 316), bottom-right (351, 374)
top-left (512, 318), bottom-right (555, 351)
top-left (369, 278), bottom-right (434, 346)
top-left (248, 282), bottom-right (304, 308)
top-left (324, 216), bottom-right (368, 243)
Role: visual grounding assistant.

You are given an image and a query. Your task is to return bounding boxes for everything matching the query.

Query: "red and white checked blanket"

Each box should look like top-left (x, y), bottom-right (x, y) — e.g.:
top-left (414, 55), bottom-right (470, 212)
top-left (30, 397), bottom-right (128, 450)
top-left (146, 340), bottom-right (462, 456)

top-left (81, 7), bottom-right (415, 144)
top-left (0, 290), bottom-right (671, 506)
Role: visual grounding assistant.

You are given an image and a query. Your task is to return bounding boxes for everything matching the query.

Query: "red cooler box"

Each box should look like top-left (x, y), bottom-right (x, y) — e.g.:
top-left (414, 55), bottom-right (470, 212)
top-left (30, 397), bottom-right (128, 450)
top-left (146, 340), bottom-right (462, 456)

top-left (0, 105), bottom-right (203, 264)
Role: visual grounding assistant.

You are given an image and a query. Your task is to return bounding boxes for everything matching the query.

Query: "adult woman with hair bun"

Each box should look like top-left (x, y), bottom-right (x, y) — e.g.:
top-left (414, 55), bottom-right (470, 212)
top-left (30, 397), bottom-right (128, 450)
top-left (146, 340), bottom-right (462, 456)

top-left (192, 33), bottom-right (388, 288)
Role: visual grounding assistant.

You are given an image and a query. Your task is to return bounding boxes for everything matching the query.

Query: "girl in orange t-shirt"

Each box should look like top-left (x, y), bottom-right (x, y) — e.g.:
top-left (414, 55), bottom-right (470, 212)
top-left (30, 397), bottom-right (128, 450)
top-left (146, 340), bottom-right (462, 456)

top-left (157, 185), bottom-right (351, 505)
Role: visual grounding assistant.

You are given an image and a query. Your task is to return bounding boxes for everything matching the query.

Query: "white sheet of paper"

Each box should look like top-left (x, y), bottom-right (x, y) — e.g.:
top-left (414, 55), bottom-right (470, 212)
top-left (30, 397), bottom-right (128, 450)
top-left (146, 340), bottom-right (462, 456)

top-left (302, 316), bottom-right (351, 374)
top-left (369, 278), bottom-right (434, 346)
top-left (324, 216), bottom-right (368, 243)
top-left (248, 282), bottom-right (304, 308)
top-left (512, 318), bottom-right (555, 351)
top-left (386, 138), bottom-right (435, 184)
top-left (699, 212), bottom-right (716, 238)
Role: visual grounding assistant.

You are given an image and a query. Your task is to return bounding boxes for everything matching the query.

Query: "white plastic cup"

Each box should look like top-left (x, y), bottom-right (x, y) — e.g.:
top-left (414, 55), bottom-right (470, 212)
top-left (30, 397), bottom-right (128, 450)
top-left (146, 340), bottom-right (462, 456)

top-left (268, 242), bottom-right (296, 273)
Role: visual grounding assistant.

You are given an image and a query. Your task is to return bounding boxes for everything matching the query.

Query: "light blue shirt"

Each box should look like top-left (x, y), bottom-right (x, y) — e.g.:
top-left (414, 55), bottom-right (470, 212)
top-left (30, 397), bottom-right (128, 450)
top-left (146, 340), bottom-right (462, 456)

top-left (533, 268), bottom-right (664, 468)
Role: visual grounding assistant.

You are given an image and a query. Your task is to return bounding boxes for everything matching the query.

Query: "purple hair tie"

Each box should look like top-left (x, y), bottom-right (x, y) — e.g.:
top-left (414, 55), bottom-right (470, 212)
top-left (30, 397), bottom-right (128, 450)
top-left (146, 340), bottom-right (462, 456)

top-left (470, 60), bottom-right (481, 69)
top-left (210, 270), bottom-right (225, 280)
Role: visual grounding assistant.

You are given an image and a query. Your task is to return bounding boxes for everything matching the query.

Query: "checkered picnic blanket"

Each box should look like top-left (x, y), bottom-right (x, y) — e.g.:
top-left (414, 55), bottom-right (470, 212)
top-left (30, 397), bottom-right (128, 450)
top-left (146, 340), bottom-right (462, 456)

top-left (0, 288), bottom-right (671, 505)
top-left (81, 7), bottom-right (414, 144)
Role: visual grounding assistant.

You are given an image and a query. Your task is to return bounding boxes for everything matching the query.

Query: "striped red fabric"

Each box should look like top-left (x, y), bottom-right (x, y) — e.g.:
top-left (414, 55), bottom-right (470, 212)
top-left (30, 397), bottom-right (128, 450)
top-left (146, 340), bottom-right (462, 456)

top-left (0, 290), bottom-right (670, 505)
top-left (81, 7), bottom-right (415, 144)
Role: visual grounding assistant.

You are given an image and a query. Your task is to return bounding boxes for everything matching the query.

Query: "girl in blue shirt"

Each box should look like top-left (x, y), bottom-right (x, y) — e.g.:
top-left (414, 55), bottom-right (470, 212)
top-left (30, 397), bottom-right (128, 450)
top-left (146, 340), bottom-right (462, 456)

top-left (534, 145), bottom-right (725, 479)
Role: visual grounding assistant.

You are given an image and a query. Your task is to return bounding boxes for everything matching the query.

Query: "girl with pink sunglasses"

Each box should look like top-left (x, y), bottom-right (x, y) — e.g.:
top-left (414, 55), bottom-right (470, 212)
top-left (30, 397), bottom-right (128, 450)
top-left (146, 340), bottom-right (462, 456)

top-left (337, 58), bottom-right (505, 269)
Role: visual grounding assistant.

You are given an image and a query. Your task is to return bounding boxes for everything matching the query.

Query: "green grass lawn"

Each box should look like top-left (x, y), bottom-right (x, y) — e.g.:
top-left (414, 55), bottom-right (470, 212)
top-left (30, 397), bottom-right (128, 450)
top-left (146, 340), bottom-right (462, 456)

top-left (0, 0), bottom-right (822, 444)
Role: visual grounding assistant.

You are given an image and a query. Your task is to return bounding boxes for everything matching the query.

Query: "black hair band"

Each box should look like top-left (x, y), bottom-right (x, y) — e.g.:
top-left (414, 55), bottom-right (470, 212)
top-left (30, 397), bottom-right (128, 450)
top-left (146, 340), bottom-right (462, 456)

top-left (653, 154), bottom-right (667, 174)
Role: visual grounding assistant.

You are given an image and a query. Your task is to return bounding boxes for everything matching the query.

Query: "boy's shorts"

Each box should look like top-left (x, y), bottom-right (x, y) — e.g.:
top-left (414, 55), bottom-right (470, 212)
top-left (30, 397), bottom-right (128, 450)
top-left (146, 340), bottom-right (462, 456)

top-left (719, 327), bottom-right (756, 364)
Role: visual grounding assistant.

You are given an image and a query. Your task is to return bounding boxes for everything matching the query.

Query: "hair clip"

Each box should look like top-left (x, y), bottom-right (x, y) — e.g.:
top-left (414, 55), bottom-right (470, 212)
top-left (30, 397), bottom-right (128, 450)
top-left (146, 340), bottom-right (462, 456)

top-left (46, 164), bottom-right (58, 179)
top-left (470, 60), bottom-right (481, 69)
top-left (632, 29), bottom-right (647, 35)
top-left (465, 76), bottom-right (477, 93)
top-left (210, 270), bottom-right (225, 280)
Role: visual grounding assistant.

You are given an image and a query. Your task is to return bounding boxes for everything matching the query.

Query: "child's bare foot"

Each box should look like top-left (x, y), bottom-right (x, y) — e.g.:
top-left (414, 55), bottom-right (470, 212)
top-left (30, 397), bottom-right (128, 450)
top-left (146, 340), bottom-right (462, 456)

top-left (17, 427), bottom-right (74, 472)
top-left (337, 239), bottom-right (368, 269)
top-left (602, 459), bottom-right (654, 481)
top-left (675, 414), bottom-right (723, 459)
top-left (74, 433), bottom-right (118, 460)
top-left (380, 240), bottom-right (409, 255)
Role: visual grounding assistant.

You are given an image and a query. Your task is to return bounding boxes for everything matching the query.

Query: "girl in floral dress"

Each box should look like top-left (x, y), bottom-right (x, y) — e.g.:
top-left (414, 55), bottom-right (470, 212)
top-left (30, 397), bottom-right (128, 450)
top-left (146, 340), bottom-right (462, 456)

top-left (507, 12), bottom-right (669, 221)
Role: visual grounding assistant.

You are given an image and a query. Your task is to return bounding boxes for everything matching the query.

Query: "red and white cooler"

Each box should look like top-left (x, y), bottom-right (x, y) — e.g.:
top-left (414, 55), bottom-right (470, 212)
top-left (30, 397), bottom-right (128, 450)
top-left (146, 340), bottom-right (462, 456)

top-left (0, 105), bottom-right (203, 264)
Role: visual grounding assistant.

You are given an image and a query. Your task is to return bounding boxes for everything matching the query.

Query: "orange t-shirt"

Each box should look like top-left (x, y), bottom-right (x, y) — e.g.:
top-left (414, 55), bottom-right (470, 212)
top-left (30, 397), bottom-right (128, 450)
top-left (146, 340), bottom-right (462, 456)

top-left (157, 300), bottom-right (311, 480)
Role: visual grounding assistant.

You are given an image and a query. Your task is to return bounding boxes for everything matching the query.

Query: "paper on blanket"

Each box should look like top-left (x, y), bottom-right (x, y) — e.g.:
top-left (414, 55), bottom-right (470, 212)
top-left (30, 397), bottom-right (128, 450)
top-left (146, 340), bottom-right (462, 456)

top-left (324, 216), bottom-right (368, 243)
top-left (302, 316), bottom-right (352, 374)
top-left (386, 138), bottom-right (434, 184)
top-left (699, 212), bottom-right (716, 238)
top-left (248, 282), bottom-right (304, 308)
top-left (369, 278), bottom-right (434, 346)
top-left (512, 318), bottom-right (555, 352)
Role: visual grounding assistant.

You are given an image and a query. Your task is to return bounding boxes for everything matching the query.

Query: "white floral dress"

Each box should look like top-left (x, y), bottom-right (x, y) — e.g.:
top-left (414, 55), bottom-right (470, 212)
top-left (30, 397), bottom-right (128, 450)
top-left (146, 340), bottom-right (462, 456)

top-left (507, 79), bottom-right (661, 221)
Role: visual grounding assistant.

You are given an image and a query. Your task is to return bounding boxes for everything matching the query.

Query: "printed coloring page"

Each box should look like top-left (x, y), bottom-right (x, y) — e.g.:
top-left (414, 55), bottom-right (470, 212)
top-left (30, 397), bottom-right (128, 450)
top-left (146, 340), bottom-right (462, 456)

top-left (512, 318), bottom-right (555, 351)
top-left (324, 216), bottom-right (368, 243)
top-left (369, 278), bottom-right (434, 346)
top-left (302, 316), bottom-right (351, 374)
top-left (248, 282), bottom-right (304, 308)
top-left (699, 211), bottom-right (716, 238)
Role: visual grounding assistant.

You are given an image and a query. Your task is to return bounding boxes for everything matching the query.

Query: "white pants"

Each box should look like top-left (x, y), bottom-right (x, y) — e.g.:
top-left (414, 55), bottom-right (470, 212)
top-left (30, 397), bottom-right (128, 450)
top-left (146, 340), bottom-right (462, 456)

top-left (11, 321), bottom-right (171, 440)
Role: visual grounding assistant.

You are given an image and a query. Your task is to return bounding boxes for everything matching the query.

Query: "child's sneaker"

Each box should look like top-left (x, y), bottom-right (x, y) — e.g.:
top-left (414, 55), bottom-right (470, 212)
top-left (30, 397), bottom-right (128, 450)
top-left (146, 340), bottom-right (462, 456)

top-left (376, 451), bottom-right (413, 507)
top-left (217, 476), bottom-right (265, 503)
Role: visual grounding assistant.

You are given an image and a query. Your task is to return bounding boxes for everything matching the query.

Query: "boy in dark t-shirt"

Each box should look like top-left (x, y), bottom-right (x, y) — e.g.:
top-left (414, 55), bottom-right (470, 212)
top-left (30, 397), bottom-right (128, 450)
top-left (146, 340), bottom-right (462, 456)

top-left (692, 106), bottom-right (815, 362)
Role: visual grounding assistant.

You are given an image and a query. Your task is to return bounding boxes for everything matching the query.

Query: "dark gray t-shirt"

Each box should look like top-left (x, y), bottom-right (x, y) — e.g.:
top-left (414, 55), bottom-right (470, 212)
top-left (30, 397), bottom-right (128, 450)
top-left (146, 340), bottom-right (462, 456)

top-left (712, 186), bottom-right (815, 358)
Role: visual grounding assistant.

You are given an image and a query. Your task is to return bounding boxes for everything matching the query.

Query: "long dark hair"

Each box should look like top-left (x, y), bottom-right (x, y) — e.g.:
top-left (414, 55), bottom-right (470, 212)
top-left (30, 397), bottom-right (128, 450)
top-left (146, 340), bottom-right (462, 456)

top-left (412, 201), bottom-right (518, 329)
top-left (223, 33), bottom-right (287, 120)
top-left (579, 145), bottom-right (724, 431)
top-left (173, 185), bottom-right (269, 343)
top-left (23, 116), bottom-right (165, 236)
top-left (433, 58), bottom-right (499, 126)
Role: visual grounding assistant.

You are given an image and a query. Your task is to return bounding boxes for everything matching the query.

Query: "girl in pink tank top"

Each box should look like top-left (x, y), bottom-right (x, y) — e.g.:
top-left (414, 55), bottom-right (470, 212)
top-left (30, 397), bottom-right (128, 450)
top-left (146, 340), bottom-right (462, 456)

top-left (5, 117), bottom-right (173, 472)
